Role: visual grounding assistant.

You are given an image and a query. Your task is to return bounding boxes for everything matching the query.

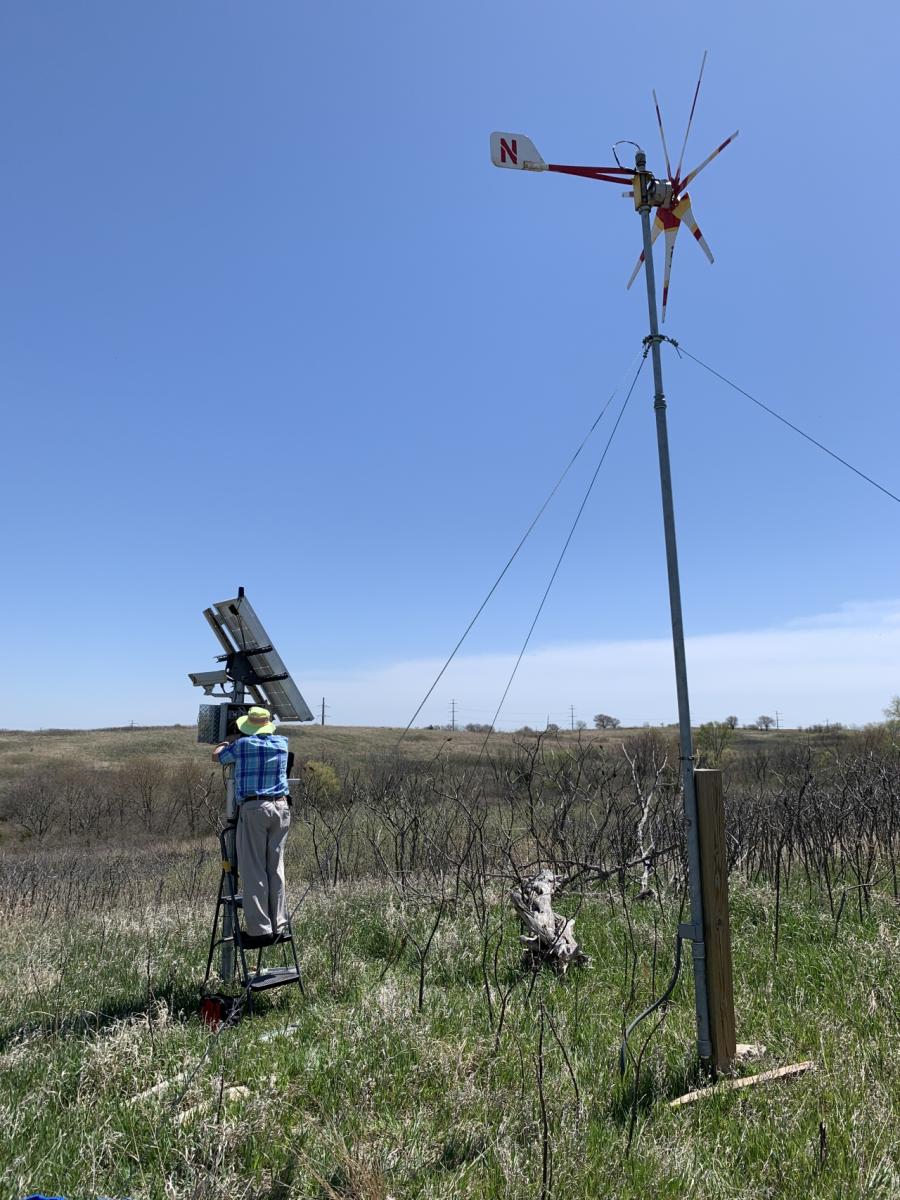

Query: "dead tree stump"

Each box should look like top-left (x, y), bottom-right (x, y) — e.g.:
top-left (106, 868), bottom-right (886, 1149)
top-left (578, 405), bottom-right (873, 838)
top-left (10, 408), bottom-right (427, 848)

top-left (510, 869), bottom-right (590, 973)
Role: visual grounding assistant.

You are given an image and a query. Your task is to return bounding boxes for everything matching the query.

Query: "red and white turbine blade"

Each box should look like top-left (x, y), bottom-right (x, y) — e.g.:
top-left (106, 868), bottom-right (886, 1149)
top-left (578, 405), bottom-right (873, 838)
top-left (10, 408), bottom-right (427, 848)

top-left (674, 50), bottom-right (707, 184)
top-left (673, 193), bottom-right (714, 263)
top-left (626, 252), bottom-right (645, 290)
top-left (658, 212), bottom-right (681, 321)
top-left (680, 130), bottom-right (739, 190)
top-left (652, 89), bottom-right (673, 180)
top-left (625, 212), bottom-right (666, 289)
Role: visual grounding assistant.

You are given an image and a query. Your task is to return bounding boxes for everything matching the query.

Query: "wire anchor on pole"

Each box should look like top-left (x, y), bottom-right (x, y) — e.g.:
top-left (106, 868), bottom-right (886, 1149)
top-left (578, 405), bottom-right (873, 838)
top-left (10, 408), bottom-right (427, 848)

top-left (642, 333), bottom-right (680, 353)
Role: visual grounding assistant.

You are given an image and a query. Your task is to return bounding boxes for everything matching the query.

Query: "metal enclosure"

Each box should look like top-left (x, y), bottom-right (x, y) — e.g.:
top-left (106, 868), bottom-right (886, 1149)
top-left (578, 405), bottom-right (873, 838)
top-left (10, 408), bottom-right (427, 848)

top-left (196, 702), bottom-right (254, 745)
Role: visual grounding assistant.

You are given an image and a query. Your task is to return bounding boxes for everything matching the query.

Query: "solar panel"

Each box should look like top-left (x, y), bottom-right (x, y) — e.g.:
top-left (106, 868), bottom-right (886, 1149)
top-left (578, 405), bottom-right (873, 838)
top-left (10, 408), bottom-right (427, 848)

top-left (206, 593), bottom-right (314, 723)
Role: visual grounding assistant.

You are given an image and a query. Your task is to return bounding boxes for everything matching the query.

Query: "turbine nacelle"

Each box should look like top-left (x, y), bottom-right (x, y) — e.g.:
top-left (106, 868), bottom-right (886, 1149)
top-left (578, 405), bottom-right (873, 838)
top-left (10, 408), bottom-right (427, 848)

top-left (639, 177), bottom-right (675, 209)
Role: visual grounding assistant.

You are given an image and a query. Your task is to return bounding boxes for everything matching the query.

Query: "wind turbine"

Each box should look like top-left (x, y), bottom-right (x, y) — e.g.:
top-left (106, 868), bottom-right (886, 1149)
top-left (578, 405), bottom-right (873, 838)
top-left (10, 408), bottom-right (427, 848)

top-left (490, 55), bottom-right (739, 1068)
top-left (490, 51), bottom-right (738, 320)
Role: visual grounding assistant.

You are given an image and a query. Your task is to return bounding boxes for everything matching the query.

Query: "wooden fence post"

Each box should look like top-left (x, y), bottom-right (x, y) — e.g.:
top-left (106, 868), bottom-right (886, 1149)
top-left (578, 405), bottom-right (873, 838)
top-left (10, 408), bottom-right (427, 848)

top-left (695, 768), bottom-right (736, 1073)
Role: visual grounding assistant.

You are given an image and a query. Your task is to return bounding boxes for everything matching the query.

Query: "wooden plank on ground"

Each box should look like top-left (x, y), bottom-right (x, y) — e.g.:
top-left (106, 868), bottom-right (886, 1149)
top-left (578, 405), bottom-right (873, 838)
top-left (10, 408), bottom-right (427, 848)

top-left (127, 1070), bottom-right (188, 1106)
top-left (175, 1085), bottom-right (250, 1126)
top-left (669, 1061), bottom-right (815, 1108)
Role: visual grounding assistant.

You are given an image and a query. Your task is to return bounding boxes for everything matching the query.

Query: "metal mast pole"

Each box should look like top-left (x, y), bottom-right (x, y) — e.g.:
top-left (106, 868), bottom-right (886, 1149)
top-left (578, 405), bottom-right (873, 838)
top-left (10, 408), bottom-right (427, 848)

top-left (220, 680), bottom-right (245, 983)
top-left (634, 150), bottom-right (712, 1062)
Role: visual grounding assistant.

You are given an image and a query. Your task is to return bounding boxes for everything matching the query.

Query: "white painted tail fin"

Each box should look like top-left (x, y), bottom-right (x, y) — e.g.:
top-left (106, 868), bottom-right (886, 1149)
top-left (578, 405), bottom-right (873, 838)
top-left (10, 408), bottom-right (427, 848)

top-left (490, 132), bottom-right (547, 171)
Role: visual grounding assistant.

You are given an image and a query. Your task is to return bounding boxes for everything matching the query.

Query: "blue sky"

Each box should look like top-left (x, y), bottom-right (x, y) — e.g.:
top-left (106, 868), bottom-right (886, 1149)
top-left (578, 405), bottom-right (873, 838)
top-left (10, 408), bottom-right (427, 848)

top-left (2, 2), bottom-right (898, 730)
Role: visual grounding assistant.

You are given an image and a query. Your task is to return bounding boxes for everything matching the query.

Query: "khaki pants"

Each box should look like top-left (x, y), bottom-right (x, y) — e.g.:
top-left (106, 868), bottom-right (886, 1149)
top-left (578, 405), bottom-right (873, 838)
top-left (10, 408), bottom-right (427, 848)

top-left (236, 798), bottom-right (291, 938)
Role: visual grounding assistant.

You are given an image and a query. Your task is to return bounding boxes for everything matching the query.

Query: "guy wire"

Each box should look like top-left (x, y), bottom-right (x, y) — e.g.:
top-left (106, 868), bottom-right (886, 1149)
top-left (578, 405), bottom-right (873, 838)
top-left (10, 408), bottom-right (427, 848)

top-left (474, 349), bottom-right (648, 761)
top-left (397, 345), bottom-right (648, 744)
top-left (676, 344), bottom-right (900, 507)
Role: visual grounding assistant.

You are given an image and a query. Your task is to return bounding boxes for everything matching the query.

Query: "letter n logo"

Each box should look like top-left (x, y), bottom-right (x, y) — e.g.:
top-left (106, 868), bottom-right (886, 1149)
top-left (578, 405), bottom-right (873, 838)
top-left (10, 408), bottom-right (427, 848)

top-left (500, 138), bottom-right (518, 165)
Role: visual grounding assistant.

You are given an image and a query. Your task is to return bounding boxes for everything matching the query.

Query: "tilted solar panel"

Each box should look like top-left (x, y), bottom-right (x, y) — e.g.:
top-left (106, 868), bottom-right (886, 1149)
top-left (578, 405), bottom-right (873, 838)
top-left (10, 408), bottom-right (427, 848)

top-left (210, 594), bottom-right (313, 723)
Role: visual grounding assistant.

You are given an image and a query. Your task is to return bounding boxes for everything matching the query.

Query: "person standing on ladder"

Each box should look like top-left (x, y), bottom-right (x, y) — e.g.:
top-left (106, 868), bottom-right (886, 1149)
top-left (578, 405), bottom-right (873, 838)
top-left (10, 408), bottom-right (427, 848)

top-left (213, 706), bottom-right (291, 948)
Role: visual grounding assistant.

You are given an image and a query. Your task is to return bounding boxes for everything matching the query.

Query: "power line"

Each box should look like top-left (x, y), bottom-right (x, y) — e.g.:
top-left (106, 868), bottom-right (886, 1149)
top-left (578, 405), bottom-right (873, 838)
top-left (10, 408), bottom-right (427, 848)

top-left (397, 345), bottom-right (648, 744)
top-left (676, 343), bottom-right (900, 507)
top-left (450, 700), bottom-right (557, 712)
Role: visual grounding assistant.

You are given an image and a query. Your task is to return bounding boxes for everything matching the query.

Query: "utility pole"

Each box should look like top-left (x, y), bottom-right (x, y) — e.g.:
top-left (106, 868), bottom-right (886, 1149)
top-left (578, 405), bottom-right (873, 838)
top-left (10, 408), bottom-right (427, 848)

top-left (635, 150), bottom-right (712, 1063)
top-left (570, 704), bottom-right (575, 732)
top-left (450, 699), bottom-right (456, 732)
top-left (321, 698), bottom-right (326, 726)
top-left (775, 710), bottom-right (782, 730)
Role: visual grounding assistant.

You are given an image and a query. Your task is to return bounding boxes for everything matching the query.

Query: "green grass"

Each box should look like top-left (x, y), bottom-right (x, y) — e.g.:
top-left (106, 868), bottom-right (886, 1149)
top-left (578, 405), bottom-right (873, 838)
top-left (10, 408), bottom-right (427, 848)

top-left (2, 843), bottom-right (898, 1199)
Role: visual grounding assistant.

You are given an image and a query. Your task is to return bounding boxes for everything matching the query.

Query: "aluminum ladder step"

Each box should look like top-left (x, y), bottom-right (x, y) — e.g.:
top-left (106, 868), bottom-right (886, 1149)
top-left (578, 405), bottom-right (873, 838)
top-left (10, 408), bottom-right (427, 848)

top-left (247, 966), bottom-right (301, 992)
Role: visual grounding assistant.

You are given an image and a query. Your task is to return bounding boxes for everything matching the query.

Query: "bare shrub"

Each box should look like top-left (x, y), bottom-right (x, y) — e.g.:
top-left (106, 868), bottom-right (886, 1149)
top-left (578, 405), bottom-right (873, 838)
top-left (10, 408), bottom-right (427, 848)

top-left (166, 759), bottom-right (218, 835)
top-left (3, 773), bottom-right (58, 841)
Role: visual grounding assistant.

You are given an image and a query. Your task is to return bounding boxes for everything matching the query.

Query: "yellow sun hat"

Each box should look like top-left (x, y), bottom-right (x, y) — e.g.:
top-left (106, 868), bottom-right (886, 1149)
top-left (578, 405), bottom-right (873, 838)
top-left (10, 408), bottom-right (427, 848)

top-left (236, 706), bottom-right (276, 735)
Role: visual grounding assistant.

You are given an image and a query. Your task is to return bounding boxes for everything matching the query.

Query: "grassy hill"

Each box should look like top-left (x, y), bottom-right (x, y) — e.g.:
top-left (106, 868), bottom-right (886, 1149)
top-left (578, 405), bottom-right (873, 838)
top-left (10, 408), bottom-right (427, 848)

top-left (0, 720), bottom-right (822, 782)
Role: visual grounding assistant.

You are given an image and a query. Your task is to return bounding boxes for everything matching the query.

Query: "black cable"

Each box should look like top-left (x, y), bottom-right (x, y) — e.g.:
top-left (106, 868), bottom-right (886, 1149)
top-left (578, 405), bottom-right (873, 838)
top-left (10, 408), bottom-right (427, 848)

top-left (619, 931), bottom-right (684, 1077)
top-left (475, 351), bottom-right (647, 759)
top-left (397, 347), bottom-right (648, 743)
top-left (676, 344), bottom-right (900, 507)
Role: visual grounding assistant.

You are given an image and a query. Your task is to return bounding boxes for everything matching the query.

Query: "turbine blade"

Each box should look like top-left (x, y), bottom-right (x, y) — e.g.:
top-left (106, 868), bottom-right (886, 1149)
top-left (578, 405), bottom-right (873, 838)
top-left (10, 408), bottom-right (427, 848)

top-left (652, 89), bottom-right (673, 180)
top-left (660, 222), bottom-right (680, 322)
top-left (626, 212), bottom-right (666, 289)
top-left (673, 193), bottom-right (714, 263)
top-left (674, 50), bottom-right (707, 183)
top-left (681, 130), bottom-right (739, 190)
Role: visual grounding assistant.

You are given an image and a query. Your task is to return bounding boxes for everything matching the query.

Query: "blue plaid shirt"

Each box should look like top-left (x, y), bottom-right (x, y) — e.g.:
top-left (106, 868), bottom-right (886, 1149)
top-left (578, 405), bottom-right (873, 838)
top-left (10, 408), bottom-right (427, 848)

top-left (217, 734), bottom-right (289, 802)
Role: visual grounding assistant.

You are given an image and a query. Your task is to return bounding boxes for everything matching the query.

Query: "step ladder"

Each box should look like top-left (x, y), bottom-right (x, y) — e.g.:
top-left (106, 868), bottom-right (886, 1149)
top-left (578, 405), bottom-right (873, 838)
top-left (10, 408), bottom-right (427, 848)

top-left (203, 819), bottom-right (304, 1014)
